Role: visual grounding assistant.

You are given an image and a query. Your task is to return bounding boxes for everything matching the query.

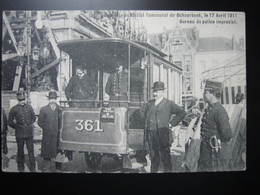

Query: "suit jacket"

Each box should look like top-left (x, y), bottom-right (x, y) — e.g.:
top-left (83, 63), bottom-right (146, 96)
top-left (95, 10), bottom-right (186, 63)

top-left (141, 98), bottom-right (186, 148)
top-left (8, 104), bottom-right (36, 138)
top-left (38, 103), bottom-right (62, 158)
top-left (142, 98), bottom-right (186, 130)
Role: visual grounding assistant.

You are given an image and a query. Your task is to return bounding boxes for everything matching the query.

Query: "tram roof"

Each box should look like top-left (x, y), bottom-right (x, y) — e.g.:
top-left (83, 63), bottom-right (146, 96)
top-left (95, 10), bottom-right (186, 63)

top-left (58, 38), bottom-right (182, 72)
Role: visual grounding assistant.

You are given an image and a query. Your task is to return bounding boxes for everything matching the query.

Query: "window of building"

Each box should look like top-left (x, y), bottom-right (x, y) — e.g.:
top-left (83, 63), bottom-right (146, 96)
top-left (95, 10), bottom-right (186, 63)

top-left (153, 63), bottom-right (160, 82)
top-left (162, 66), bottom-right (169, 98)
top-left (225, 87), bottom-right (229, 104)
top-left (231, 86), bottom-right (235, 104)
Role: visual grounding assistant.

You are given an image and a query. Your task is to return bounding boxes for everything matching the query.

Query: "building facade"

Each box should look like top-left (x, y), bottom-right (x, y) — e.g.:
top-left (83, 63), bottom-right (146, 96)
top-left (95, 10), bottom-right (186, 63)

top-left (194, 36), bottom-right (246, 104)
top-left (148, 26), bottom-right (199, 108)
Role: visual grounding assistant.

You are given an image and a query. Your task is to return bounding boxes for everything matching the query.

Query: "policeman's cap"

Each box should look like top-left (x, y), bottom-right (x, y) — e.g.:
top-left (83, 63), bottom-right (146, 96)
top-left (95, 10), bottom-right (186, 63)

top-left (16, 91), bottom-right (26, 101)
top-left (204, 80), bottom-right (222, 92)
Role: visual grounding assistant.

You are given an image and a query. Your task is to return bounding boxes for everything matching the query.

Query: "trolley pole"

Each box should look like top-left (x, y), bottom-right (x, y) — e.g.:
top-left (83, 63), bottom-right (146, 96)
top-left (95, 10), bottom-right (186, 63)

top-left (25, 11), bottom-right (32, 104)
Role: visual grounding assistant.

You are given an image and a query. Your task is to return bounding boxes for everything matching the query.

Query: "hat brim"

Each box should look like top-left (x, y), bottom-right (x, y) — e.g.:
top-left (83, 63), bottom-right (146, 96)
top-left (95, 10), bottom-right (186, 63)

top-left (152, 87), bottom-right (165, 91)
top-left (46, 95), bottom-right (59, 98)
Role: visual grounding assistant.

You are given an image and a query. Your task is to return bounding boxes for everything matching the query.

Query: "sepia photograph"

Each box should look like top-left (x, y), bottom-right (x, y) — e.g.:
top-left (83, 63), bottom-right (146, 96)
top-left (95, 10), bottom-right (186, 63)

top-left (1, 10), bottom-right (246, 173)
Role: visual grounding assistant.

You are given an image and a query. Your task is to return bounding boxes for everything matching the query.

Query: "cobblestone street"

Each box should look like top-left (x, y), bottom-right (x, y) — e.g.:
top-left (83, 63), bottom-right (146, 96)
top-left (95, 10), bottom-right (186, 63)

top-left (2, 128), bottom-right (188, 173)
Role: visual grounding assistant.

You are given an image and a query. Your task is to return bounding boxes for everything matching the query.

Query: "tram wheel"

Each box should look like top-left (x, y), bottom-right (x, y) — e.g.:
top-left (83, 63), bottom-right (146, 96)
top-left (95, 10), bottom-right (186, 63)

top-left (84, 152), bottom-right (102, 172)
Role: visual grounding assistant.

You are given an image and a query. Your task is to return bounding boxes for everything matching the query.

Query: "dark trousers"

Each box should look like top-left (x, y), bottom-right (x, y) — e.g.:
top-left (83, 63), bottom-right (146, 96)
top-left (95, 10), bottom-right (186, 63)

top-left (148, 128), bottom-right (172, 173)
top-left (16, 137), bottom-right (36, 172)
top-left (198, 141), bottom-right (223, 172)
top-left (84, 152), bottom-right (102, 171)
top-left (42, 158), bottom-right (62, 172)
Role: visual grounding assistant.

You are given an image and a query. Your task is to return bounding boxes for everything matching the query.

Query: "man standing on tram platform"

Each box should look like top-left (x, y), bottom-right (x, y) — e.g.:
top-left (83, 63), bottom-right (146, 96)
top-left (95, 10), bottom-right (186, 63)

top-left (105, 64), bottom-right (128, 106)
top-left (65, 66), bottom-right (98, 108)
top-left (65, 65), bottom-right (99, 171)
top-left (141, 81), bottom-right (186, 173)
top-left (198, 80), bottom-right (232, 172)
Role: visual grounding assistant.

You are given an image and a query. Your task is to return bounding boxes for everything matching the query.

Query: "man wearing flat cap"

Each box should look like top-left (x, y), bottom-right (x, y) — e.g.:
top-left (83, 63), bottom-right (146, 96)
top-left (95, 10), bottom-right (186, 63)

top-left (198, 80), bottom-right (232, 172)
top-left (141, 81), bottom-right (186, 173)
top-left (8, 91), bottom-right (36, 172)
top-left (38, 91), bottom-right (62, 172)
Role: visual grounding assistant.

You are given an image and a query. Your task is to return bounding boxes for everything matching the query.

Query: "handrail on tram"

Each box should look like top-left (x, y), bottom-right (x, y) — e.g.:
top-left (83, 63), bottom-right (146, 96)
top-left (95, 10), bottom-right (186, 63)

top-left (59, 100), bottom-right (147, 107)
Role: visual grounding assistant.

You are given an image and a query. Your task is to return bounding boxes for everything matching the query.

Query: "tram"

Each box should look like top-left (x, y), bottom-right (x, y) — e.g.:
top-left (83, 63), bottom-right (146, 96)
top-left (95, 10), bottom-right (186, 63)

top-left (57, 38), bottom-right (183, 170)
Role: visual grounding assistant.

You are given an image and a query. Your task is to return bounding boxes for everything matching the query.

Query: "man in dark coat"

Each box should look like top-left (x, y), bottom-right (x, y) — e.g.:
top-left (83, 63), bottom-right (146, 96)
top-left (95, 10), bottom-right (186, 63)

top-left (65, 66), bottom-right (97, 108)
top-left (8, 91), bottom-right (36, 172)
top-left (141, 81), bottom-right (186, 173)
top-left (2, 108), bottom-right (8, 155)
top-left (105, 64), bottom-right (128, 106)
top-left (2, 108), bottom-right (9, 170)
top-left (38, 91), bottom-right (62, 172)
top-left (65, 66), bottom-right (98, 163)
top-left (198, 80), bottom-right (232, 172)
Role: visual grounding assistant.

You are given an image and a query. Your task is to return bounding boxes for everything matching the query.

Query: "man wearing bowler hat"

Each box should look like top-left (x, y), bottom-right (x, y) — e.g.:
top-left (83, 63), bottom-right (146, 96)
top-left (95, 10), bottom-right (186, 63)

top-left (38, 91), bottom-right (63, 172)
top-left (8, 91), bottom-right (36, 172)
top-left (141, 81), bottom-right (186, 173)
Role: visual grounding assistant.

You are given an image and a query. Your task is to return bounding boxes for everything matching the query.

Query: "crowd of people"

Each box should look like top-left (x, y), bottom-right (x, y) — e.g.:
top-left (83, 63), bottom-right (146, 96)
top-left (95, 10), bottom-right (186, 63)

top-left (1, 64), bottom-right (246, 173)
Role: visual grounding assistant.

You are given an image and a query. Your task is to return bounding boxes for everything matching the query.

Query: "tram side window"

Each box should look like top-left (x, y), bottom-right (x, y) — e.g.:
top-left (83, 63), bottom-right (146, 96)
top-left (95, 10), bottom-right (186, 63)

top-left (129, 66), bottom-right (146, 129)
top-left (130, 67), bottom-right (145, 103)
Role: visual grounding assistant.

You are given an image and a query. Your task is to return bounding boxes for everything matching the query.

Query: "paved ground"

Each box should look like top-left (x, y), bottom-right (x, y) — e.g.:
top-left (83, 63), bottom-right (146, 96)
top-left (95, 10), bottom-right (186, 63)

top-left (2, 128), bottom-right (188, 173)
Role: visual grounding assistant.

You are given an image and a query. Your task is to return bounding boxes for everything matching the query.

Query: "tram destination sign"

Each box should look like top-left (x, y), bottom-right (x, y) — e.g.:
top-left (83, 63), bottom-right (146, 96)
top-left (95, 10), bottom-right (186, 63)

top-left (100, 107), bottom-right (115, 123)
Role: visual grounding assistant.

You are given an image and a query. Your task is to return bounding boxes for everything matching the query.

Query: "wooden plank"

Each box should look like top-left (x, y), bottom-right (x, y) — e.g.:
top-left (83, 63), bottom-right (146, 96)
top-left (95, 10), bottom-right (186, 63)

top-left (3, 12), bottom-right (20, 56)
top-left (2, 53), bottom-right (19, 61)
top-left (42, 19), bottom-right (60, 59)
top-left (2, 24), bottom-right (7, 41)
top-left (31, 58), bottom-right (61, 79)
top-left (12, 65), bottom-right (23, 91)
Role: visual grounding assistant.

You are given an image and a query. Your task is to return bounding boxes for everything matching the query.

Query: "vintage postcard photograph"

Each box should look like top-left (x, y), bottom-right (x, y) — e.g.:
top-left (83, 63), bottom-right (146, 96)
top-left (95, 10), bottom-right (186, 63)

top-left (1, 10), bottom-right (246, 173)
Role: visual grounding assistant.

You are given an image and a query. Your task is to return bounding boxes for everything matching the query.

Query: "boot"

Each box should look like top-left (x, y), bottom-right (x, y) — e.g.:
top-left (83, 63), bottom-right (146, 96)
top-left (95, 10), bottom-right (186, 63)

top-left (42, 160), bottom-right (51, 172)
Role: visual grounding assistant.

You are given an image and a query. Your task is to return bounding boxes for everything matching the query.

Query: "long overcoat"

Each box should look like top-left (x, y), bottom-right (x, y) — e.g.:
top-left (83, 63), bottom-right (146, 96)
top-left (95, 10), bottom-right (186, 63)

top-left (38, 104), bottom-right (62, 159)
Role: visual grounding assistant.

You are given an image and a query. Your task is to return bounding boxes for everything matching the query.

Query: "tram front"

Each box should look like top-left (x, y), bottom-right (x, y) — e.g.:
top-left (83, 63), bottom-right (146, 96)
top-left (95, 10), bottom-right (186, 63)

top-left (58, 38), bottom-right (148, 171)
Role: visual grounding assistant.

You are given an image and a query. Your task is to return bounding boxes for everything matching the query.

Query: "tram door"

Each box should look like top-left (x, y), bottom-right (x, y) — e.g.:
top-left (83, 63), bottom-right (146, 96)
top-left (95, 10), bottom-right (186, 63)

top-left (127, 56), bottom-right (149, 151)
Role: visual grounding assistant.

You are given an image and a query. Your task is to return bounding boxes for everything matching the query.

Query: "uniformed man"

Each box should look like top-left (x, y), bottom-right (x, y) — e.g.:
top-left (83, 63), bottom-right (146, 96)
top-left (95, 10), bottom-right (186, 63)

top-left (105, 64), bottom-right (128, 106)
top-left (65, 66), bottom-right (97, 108)
top-left (198, 80), bottom-right (232, 172)
top-left (8, 91), bottom-right (36, 172)
top-left (141, 81), bottom-right (186, 173)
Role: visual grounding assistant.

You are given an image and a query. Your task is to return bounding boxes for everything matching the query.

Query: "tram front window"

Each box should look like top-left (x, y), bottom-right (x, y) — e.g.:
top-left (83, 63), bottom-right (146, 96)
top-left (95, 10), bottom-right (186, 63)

top-left (105, 64), bottom-right (128, 104)
top-left (102, 63), bottom-right (145, 107)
